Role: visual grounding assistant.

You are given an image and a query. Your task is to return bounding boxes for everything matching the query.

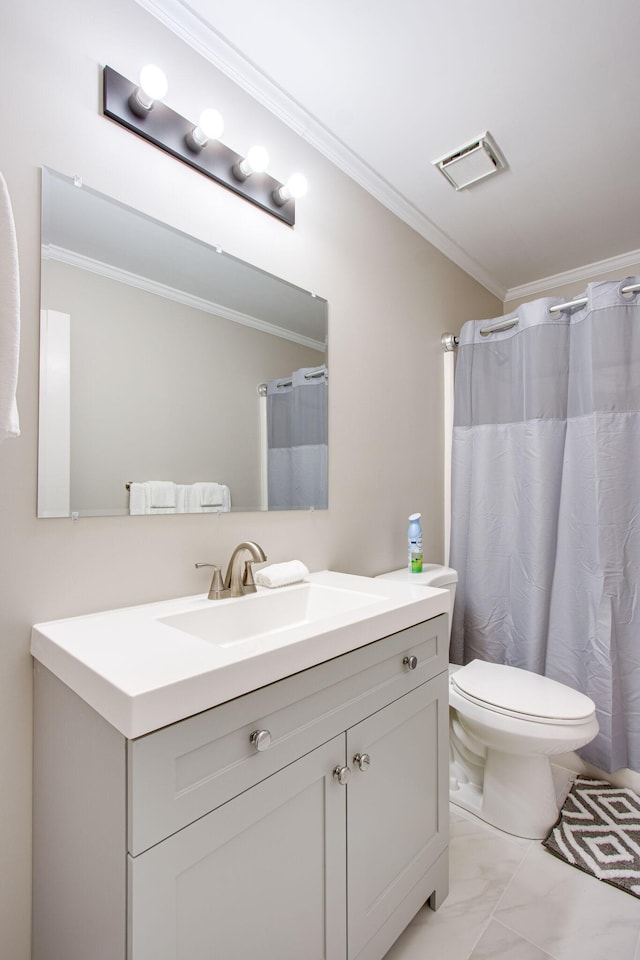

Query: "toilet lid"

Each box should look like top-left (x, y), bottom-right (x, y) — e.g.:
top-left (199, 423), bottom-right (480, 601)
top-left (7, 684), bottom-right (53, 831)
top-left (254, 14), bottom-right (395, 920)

top-left (451, 659), bottom-right (595, 722)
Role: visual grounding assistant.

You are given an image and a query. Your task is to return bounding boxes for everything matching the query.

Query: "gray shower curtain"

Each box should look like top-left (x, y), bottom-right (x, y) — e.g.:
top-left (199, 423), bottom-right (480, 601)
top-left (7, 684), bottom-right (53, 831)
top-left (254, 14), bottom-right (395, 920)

top-left (450, 279), bottom-right (640, 773)
top-left (267, 366), bottom-right (328, 510)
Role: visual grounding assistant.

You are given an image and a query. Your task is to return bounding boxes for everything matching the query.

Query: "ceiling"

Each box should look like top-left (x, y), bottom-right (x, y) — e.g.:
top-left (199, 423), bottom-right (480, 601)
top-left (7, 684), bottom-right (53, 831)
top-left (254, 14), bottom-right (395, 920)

top-left (136, 0), bottom-right (640, 300)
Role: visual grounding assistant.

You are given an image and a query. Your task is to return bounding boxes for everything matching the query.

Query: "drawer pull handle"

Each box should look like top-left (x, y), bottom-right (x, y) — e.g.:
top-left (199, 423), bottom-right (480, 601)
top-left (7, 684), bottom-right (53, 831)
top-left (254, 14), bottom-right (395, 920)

top-left (403, 655), bottom-right (418, 670)
top-left (333, 764), bottom-right (351, 785)
top-left (250, 729), bottom-right (272, 752)
top-left (353, 753), bottom-right (371, 772)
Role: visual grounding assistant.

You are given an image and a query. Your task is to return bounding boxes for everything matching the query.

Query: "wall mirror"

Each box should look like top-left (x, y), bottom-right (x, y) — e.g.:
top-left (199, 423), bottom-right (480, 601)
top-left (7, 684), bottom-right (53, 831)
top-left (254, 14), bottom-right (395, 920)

top-left (38, 168), bottom-right (328, 518)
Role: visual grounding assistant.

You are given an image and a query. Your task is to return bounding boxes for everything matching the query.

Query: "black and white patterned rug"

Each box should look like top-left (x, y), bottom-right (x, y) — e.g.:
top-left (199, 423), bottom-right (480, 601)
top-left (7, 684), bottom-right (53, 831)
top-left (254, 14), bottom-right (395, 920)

top-left (543, 776), bottom-right (640, 899)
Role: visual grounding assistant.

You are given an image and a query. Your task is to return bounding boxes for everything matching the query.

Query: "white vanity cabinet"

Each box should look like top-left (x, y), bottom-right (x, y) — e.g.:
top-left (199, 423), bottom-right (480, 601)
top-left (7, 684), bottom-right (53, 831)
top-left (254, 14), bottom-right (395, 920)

top-left (33, 614), bottom-right (449, 960)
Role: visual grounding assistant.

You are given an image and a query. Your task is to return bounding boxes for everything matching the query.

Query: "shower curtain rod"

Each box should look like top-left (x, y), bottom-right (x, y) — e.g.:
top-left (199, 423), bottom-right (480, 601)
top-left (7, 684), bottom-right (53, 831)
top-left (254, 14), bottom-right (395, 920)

top-left (441, 280), bottom-right (640, 351)
top-left (257, 367), bottom-right (327, 396)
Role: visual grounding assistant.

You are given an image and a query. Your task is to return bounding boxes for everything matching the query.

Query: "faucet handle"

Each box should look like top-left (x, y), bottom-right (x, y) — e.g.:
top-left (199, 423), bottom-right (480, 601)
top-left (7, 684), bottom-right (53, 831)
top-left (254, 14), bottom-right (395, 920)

top-left (242, 560), bottom-right (258, 594)
top-left (195, 562), bottom-right (229, 600)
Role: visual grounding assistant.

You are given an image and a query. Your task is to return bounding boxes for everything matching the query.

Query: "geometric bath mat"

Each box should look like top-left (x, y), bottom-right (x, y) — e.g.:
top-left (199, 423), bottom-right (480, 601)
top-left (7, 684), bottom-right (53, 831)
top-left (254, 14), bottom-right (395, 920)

top-left (543, 776), bottom-right (640, 899)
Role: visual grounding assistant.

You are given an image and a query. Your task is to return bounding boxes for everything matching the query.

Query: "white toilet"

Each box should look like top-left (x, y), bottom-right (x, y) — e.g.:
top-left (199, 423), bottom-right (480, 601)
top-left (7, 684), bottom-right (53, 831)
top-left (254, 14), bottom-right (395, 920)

top-left (376, 565), bottom-right (599, 839)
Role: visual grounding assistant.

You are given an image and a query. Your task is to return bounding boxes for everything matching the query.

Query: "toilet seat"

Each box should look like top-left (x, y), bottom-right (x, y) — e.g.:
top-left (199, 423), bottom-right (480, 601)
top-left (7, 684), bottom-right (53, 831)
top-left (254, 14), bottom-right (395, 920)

top-left (451, 659), bottom-right (595, 725)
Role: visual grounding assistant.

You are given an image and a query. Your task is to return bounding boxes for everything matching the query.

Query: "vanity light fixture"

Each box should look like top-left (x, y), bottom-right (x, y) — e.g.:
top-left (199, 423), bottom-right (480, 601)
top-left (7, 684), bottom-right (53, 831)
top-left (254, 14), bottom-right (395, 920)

top-left (102, 65), bottom-right (304, 225)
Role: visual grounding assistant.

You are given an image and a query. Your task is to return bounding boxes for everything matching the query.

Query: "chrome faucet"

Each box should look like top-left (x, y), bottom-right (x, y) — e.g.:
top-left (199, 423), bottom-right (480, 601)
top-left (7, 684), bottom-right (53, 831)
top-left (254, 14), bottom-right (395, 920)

top-left (224, 541), bottom-right (267, 597)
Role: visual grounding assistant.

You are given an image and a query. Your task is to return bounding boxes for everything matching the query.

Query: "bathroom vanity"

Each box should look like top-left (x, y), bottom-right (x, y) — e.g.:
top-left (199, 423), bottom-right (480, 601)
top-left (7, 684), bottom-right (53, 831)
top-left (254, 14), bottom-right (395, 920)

top-left (31, 571), bottom-right (449, 960)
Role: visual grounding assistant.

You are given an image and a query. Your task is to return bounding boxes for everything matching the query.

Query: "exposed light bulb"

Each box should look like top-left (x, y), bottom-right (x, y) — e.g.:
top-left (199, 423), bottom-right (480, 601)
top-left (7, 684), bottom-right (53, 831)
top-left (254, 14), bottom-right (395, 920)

top-left (198, 108), bottom-right (224, 140)
top-left (129, 64), bottom-right (168, 116)
top-left (185, 108), bottom-right (225, 152)
top-left (285, 172), bottom-right (308, 198)
top-left (246, 145), bottom-right (269, 172)
top-left (273, 172), bottom-right (308, 206)
top-left (139, 64), bottom-right (168, 100)
top-left (233, 144), bottom-right (270, 181)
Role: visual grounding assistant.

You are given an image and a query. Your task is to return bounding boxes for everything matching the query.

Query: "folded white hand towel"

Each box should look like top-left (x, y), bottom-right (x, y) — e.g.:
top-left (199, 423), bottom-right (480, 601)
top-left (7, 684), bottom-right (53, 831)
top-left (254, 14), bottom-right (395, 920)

top-left (128, 481), bottom-right (176, 514)
top-left (148, 480), bottom-right (176, 508)
top-left (255, 561), bottom-right (310, 588)
top-left (0, 170), bottom-right (20, 442)
top-left (187, 482), bottom-right (231, 513)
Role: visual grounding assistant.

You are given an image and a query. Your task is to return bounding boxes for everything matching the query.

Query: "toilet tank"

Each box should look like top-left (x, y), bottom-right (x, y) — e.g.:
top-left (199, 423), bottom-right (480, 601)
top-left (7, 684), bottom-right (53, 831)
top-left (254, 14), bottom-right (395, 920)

top-left (375, 564), bottom-right (458, 636)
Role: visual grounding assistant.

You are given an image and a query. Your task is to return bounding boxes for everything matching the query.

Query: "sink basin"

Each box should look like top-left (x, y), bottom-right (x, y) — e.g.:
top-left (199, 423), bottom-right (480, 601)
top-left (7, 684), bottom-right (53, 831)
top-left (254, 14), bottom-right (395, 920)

top-left (31, 570), bottom-right (450, 738)
top-left (159, 582), bottom-right (385, 647)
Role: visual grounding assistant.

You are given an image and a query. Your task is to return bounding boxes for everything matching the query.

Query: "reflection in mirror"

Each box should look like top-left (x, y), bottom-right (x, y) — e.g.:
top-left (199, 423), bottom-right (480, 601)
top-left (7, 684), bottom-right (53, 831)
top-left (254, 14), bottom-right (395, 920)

top-left (38, 168), bottom-right (328, 517)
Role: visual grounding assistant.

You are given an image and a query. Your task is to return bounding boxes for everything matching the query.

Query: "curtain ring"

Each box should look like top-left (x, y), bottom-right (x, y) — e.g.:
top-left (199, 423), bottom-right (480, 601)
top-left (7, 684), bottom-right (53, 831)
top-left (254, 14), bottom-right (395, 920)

top-left (618, 279), bottom-right (639, 302)
top-left (547, 297), bottom-right (587, 319)
top-left (546, 300), bottom-right (565, 319)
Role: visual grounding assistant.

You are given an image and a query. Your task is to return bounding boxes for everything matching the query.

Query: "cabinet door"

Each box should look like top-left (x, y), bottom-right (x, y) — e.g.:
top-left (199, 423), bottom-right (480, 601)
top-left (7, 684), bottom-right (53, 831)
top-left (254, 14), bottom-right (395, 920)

top-left (129, 736), bottom-right (347, 960)
top-left (346, 674), bottom-right (449, 960)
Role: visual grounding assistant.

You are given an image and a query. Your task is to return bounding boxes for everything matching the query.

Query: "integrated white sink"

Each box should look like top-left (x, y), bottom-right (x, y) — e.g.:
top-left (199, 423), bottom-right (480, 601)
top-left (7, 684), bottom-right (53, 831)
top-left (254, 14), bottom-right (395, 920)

top-left (159, 581), bottom-right (385, 648)
top-left (31, 570), bottom-right (449, 739)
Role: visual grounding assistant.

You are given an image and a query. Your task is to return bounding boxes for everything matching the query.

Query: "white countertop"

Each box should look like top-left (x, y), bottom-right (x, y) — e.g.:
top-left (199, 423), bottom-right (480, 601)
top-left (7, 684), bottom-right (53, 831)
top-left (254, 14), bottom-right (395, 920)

top-left (31, 570), bottom-right (448, 739)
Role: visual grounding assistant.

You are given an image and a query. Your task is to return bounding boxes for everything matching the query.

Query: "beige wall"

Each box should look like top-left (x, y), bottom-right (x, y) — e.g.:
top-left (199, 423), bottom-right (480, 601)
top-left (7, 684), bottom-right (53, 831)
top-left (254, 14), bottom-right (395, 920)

top-left (0, 0), bottom-right (500, 954)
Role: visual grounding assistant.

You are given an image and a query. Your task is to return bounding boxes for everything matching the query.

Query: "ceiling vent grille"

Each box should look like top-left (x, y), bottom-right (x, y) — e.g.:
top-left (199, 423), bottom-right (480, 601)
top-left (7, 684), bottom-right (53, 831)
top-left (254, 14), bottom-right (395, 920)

top-left (433, 132), bottom-right (506, 190)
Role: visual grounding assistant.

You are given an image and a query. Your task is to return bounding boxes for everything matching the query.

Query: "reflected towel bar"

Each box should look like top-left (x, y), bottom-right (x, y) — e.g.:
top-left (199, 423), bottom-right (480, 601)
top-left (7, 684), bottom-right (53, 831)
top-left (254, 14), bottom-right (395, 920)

top-left (257, 368), bottom-right (328, 395)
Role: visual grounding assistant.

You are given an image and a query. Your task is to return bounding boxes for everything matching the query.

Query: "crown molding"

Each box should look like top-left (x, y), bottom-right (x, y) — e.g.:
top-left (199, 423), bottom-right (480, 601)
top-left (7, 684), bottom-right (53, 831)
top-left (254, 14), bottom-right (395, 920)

top-left (132, 0), bottom-right (506, 300)
top-left (504, 247), bottom-right (640, 304)
top-left (42, 244), bottom-right (326, 352)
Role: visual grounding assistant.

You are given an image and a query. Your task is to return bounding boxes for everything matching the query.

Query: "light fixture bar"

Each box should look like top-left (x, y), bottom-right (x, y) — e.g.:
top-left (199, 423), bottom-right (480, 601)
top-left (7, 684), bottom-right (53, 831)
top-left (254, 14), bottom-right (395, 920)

top-left (102, 66), bottom-right (296, 226)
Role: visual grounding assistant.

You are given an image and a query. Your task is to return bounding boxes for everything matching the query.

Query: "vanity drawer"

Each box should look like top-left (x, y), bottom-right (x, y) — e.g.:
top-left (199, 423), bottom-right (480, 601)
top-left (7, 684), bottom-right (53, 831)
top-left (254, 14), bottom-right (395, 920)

top-left (128, 614), bottom-right (447, 855)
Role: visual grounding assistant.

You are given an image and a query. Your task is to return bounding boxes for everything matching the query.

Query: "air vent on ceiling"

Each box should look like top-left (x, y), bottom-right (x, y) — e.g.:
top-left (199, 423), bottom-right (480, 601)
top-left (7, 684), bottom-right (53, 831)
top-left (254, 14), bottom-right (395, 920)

top-left (433, 131), bottom-right (506, 190)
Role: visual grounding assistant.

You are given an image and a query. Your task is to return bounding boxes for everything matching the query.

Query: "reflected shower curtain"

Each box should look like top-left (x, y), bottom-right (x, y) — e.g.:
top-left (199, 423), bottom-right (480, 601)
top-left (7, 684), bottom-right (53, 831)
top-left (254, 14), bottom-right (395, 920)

top-left (267, 366), bottom-right (328, 510)
top-left (450, 280), bottom-right (640, 773)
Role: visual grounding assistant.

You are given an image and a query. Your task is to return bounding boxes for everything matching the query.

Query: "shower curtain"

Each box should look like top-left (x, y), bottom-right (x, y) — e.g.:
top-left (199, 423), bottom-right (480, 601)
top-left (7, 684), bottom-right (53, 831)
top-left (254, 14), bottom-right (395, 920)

top-left (450, 280), bottom-right (640, 773)
top-left (266, 366), bottom-right (328, 510)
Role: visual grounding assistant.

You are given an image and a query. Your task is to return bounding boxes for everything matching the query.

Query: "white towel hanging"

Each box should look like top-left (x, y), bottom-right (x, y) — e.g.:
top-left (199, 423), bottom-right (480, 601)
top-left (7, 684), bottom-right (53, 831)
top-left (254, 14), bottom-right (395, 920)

top-left (128, 480), bottom-right (177, 514)
top-left (0, 170), bottom-right (20, 441)
top-left (147, 480), bottom-right (176, 508)
top-left (187, 482), bottom-right (231, 512)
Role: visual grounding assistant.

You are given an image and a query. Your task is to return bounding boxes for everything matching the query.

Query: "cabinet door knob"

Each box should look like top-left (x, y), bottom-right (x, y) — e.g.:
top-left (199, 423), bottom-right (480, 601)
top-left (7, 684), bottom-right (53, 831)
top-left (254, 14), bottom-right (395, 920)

top-left (353, 752), bottom-right (371, 771)
top-left (332, 764), bottom-right (351, 785)
top-left (250, 729), bottom-right (272, 752)
top-left (403, 655), bottom-right (418, 670)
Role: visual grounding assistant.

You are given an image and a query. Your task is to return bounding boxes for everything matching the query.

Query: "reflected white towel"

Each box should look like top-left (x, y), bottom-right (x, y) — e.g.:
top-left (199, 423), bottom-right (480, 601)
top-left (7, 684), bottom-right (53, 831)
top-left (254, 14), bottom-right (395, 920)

top-left (128, 481), bottom-right (177, 514)
top-left (0, 170), bottom-right (20, 441)
top-left (175, 484), bottom-right (189, 513)
top-left (188, 482), bottom-right (231, 513)
top-left (148, 480), bottom-right (176, 508)
top-left (128, 482), bottom-right (150, 515)
top-left (255, 561), bottom-right (310, 588)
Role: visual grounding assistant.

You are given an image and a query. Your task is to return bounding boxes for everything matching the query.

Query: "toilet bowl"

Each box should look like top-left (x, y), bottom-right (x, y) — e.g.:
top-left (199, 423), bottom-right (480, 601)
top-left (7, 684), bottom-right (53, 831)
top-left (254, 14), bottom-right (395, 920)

top-left (449, 659), bottom-right (598, 838)
top-left (375, 565), bottom-right (599, 839)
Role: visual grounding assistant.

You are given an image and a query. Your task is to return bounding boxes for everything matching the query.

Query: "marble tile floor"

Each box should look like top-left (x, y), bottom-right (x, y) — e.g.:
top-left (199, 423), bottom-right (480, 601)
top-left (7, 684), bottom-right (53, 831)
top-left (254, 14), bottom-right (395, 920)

top-left (384, 804), bottom-right (640, 960)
